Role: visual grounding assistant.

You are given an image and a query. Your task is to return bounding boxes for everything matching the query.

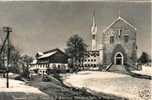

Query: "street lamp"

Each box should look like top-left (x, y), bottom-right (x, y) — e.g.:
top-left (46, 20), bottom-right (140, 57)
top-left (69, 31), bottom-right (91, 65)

top-left (3, 26), bottom-right (12, 88)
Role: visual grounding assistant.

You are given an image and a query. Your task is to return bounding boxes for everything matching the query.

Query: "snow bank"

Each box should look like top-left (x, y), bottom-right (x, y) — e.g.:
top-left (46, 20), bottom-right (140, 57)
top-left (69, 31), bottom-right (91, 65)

top-left (133, 66), bottom-right (152, 76)
top-left (64, 71), bottom-right (152, 100)
top-left (0, 78), bottom-right (47, 95)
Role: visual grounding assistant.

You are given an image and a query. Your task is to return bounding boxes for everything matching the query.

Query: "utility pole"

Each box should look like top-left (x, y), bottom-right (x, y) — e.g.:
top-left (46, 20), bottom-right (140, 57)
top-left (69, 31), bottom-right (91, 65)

top-left (3, 26), bottom-right (12, 88)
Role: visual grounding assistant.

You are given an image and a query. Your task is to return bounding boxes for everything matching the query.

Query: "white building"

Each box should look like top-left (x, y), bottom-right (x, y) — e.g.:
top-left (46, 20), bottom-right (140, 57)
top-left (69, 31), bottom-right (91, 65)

top-left (30, 48), bottom-right (69, 75)
top-left (82, 12), bottom-right (103, 70)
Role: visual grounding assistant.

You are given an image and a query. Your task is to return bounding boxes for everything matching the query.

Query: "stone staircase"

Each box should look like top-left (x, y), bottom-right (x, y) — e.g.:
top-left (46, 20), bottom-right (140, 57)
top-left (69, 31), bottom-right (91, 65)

top-left (108, 64), bottom-right (127, 73)
top-left (103, 61), bottom-right (139, 74)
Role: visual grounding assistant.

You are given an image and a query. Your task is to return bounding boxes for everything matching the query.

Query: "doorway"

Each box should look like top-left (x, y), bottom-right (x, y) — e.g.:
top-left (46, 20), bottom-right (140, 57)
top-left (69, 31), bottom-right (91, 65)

top-left (114, 52), bottom-right (123, 65)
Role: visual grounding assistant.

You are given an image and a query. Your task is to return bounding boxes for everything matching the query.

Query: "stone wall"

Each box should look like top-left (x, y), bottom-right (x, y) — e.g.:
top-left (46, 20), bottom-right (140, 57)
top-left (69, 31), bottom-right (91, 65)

top-left (102, 18), bottom-right (137, 65)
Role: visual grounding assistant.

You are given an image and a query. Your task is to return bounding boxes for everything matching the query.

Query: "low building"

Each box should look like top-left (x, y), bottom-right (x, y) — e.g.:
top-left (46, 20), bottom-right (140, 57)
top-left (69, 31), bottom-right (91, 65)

top-left (82, 51), bottom-right (100, 70)
top-left (30, 48), bottom-right (69, 75)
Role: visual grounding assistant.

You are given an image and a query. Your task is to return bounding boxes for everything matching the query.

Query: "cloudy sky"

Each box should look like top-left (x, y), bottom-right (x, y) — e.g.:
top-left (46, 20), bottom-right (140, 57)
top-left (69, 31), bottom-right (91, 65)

top-left (0, 1), bottom-right (151, 57)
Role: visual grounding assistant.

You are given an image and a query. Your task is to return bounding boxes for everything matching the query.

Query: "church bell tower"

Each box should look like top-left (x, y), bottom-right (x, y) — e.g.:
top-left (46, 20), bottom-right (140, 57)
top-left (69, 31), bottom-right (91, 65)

top-left (91, 11), bottom-right (97, 51)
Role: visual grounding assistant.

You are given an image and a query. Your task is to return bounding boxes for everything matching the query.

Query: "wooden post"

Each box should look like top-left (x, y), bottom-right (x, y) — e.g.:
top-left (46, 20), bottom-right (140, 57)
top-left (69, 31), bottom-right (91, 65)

top-left (3, 26), bottom-right (12, 88)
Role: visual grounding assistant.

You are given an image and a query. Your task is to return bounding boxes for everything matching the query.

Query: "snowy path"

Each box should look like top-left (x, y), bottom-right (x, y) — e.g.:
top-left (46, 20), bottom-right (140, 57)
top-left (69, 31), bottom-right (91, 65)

top-left (0, 78), bottom-right (49, 100)
top-left (64, 71), bottom-right (152, 100)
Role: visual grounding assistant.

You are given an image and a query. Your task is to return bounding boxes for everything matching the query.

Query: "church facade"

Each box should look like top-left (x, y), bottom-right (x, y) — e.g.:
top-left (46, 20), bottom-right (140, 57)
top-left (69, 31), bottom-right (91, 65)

top-left (83, 13), bottom-right (137, 70)
top-left (102, 16), bottom-right (137, 66)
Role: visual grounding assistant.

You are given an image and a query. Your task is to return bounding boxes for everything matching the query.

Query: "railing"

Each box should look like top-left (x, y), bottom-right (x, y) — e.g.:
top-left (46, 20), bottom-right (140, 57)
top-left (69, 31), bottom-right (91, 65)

top-left (104, 63), bottom-right (113, 71)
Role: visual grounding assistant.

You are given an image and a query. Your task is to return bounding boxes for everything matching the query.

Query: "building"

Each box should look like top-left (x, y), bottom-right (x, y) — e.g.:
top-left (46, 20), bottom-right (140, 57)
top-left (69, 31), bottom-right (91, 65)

top-left (30, 48), bottom-right (69, 74)
top-left (83, 12), bottom-right (137, 72)
top-left (83, 50), bottom-right (100, 70)
top-left (102, 16), bottom-right (137, 66)
top-left (82, 12), bottom-right (101, 70)
top-left (30, 13), bottom-right (137, 73)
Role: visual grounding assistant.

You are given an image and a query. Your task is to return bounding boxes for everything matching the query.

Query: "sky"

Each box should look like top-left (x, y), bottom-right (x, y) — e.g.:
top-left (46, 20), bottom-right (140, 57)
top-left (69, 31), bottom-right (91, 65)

top-left (0, 1), bottom-right (151, 57)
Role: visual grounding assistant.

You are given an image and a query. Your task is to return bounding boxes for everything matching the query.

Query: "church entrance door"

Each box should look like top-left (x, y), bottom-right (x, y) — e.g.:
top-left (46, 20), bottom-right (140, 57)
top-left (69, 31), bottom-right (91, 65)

top-left (114, 52), bottom-right (123, 65)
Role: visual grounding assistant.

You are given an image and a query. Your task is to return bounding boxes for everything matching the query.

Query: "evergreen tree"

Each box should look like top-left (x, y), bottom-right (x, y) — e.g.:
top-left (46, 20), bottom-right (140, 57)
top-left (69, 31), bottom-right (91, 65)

top-left (138, 52), bottom-right (151, 64)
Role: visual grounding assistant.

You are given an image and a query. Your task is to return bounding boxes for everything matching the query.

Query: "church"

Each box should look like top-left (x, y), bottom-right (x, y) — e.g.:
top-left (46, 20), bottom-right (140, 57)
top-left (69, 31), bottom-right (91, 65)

top-left (30, 12), bottom-right (138, 74)
top-left (83, 12), bottom-right (137, 71)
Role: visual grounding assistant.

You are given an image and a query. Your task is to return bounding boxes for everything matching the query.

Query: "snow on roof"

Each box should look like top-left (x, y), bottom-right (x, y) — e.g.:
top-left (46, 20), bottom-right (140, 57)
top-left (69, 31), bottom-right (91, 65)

top-left (38, 51), bottom-right (57, 59)
top-left (37, 51), bottom-right (43, 56)
top-left (31, 59), bottom-right (37, 64)
top-left (103, 16), bottom-right (136, 33)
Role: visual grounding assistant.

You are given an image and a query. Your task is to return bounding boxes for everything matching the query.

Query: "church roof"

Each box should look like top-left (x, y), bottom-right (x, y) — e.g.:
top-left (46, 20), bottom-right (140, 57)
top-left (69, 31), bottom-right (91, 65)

top-left (103, 16), bottom-right (136, 33)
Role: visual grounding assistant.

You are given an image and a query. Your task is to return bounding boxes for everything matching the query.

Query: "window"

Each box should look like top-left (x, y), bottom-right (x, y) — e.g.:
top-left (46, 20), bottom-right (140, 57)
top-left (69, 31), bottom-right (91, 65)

top-left (91, 59), bottom-right (93, 62)
top-left (110, 36), bottom-right (114, 44)
top-left (124, 35), bottom-right (129, 43)
top-left (92, 35), bottom-right (95, 39)
top-left (94, 59), bottom-right (96, 62)
top-left (119, 29), bottom-right (122, 38)
top-left (117, 54), bottom-right (122, 57)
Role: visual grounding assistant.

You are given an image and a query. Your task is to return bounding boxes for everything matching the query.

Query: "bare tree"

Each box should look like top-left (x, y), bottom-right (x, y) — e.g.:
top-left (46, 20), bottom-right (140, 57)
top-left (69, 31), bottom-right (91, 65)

top-left (0, 44), bottom-right (21, 73)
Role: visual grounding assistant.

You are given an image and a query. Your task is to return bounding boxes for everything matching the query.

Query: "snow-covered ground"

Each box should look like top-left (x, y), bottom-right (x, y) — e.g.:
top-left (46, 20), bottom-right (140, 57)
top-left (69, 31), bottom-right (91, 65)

top-left (64, 71), bottom-right (152, 100)
top-left (0, 78), bottom-right (49, 100)
top-left (133, 66), bottom-right (152, 76)
top-left (0, 78), bottom-right (43, 93)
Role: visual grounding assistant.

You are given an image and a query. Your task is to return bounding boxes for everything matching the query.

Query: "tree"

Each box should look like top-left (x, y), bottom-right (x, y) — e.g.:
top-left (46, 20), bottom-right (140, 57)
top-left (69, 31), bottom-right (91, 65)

top-left (20, 55), bottom-right (33, 79)
top-left (138, 52), bottom-right (151, 64)
top-left (65, 34), bottom-right (87, 68)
